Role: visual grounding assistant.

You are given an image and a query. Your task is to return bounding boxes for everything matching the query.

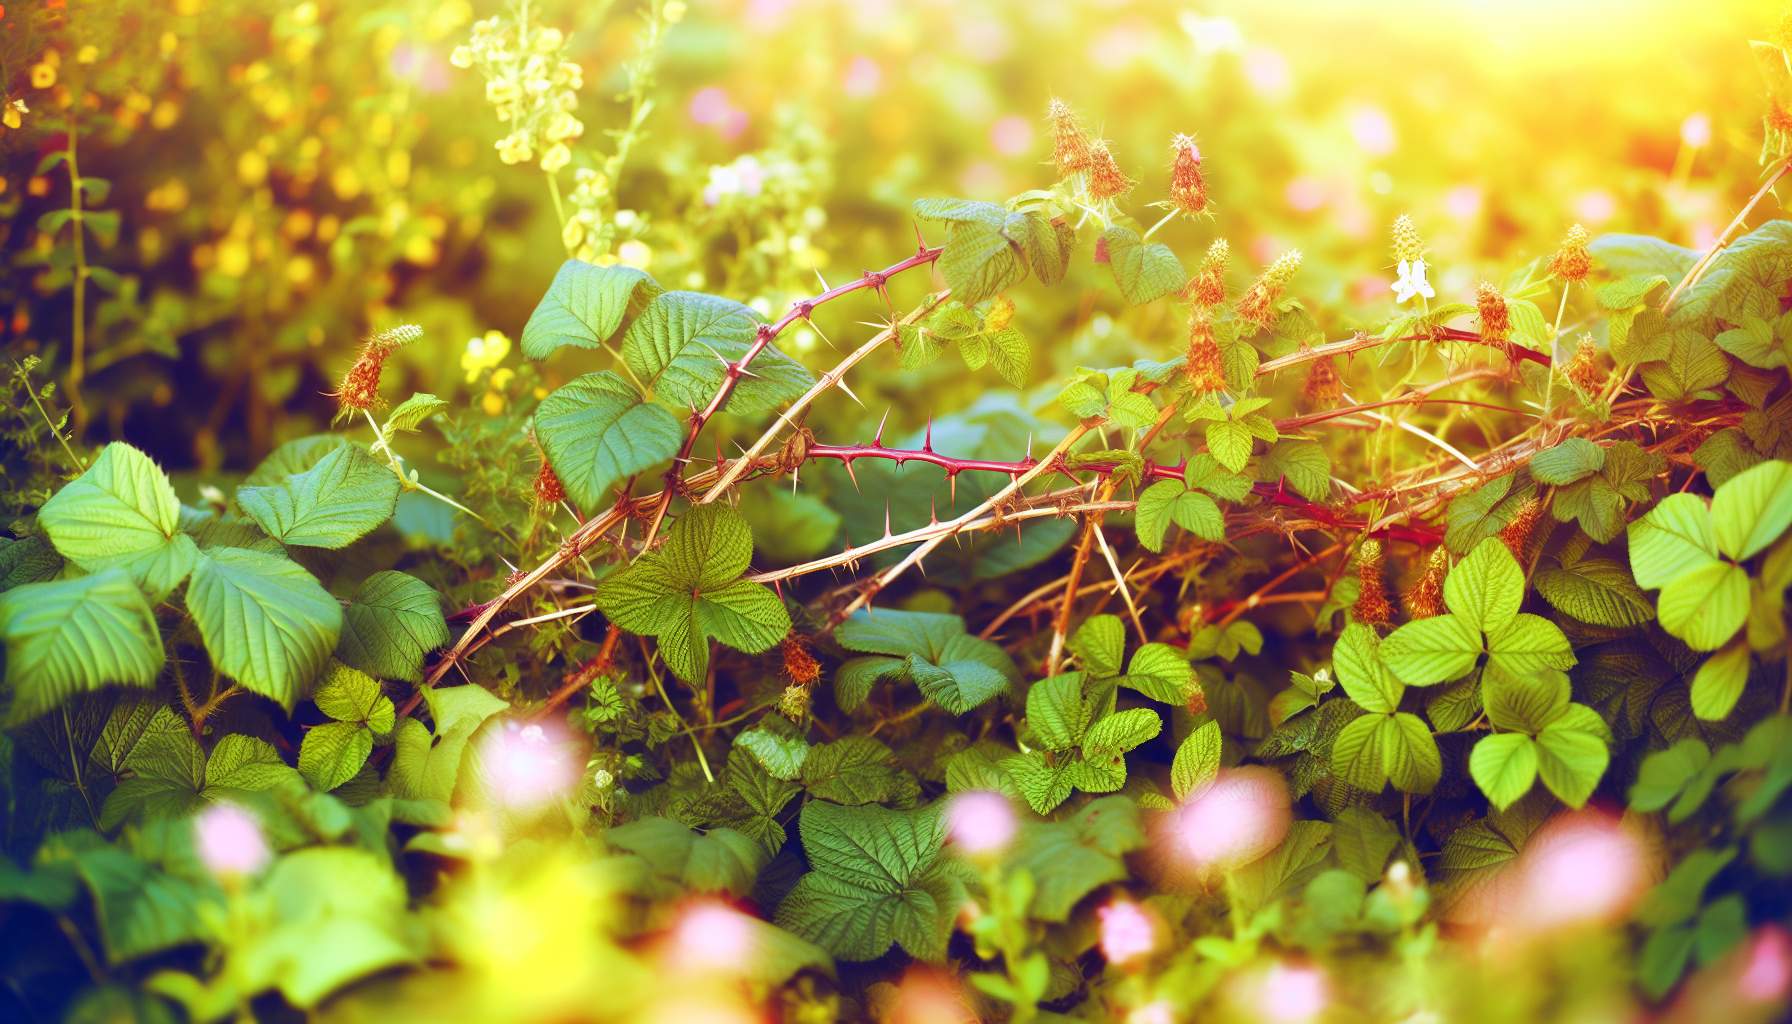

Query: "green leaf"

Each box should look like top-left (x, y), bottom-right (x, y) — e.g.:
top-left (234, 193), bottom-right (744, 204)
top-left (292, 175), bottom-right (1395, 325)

top-left (535, 372), bottom-right (685, 509)
top-left (1333, 622), bottom-right (1402, 712)
top-left (1708, 459), bottom-right (1792, 561)
top-left (1629, 739), bottom-right (1711, 813)
top-left (335, 571), bottom-right (448, 684)
top-left (1134, 480), bottom-right (1184, 553)
top-left (1080, 708), bottom-right (1161, 761)
top-left (1331, 712), bottom-right (1390, 792)
top-left (298, 721), bottom-right (372, 791)
top-left (911, 197), bottom-right (1008, 227)
top-left (1444, 538), bottom-right (1526, 634)
top-left (834, 610), bottom-right (1017, 713)
top-left (1171, 720), bottom-right (1222, 800)
top-left (1067, 614), bottom-right (1126, 678)
top-left (1470, 733), bottom-right (1538, 810)
top-left (595, 506), bottom-right (791, 683)
top-left (1002, 750), bottom-right (1075, 814)
top-left (736, 726), bottom-right (810, 781)
top-left (45, 833), bottom-right (205, 963)
top-left (1025, 673), bottom-right (1092, 751)
top-left (1528, 438), bottom-right (1605, 485)
top-left (775, 801), bottom-right (960, 962)
top-left (520, 259), bottom-right (659, 359)
top-left (1381, 613), bottom-right (1481, 686)
top-left (606, 817), bottom-right (767, 896)
top-left (313, 663), bottom-right (395, 734)
top-left (38, 442), bottom-right (197, 598)
top-left (186, 547), bottom-right (342, 709)
top-left (1383, 712), bottom-right (1442, 794)
top-left (1259, 439), bottom-right (1332, 501)
top-left (1206, 419), bottom-right (1254, 473)
top-left (0, 570), bottom-right (164, 724)
top-left (1657, 561), bottom-right (1750, 651)
top-left (1103, 224), bottom-right (1185, 305)
top-left (237, 444), bottom-right (399, 549)
top-left (1534, 558), bottom-right (1654, 627)
top-left (1119, 643), bottom-right (1196, 704)
top-left (800, 737), bottom-right (909, 806)
top-left (383, 393), bottom-right (448, 434)
top-left (622, 291), bottom-right (812, 414)
top-left (1005, 797), bottom-right (1143, 921)
top-left (937, 219), bottom-right (1027, 306)
top-left (1629, 492), bottom-right (1719, 589)
top-left (1534, 705), bottom-right (1610, 807)
top-left (1485, 614), bottom-right (1576, 676)
top-left (1689, 642), bottom-right (1751, 722)
top-left (1484, 667), bottom-right (1570, 734)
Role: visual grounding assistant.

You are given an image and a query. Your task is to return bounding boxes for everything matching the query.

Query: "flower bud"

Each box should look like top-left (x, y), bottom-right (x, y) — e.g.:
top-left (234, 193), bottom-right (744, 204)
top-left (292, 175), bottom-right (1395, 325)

top-left (1390, 214), bottom-right (1424, 264)
top-left (1184, 238), bottom-right (1229, 307)
top-left (1498, 495), bottom-right (1545, 559)
top-left (1236, 250), bottom-right (1302, 330)
top-left (1183, 308), bottom-right (1226, 393)
top-left (781, 634), bottom-right (821, 686)
top-left (1476, 283), bottom-right (1511, 345)
top-left (1564, 334), bottom-right (1603, 394)
top-left (1405, 547), bottom-right (1449, 619)
top-left (1301, 357), bottom-right (1341, 409)
top-left (1085, 139), bottom-right (1136, 201)
top-left (1047, 98), bottom-right (1094, 176)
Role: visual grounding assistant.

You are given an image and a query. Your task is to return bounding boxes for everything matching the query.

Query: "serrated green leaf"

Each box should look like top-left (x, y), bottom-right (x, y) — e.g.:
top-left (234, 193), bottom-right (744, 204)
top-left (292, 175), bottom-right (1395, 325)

top-left (1534, 705), bottom-right (1609, 807)
top-left (1206, 419), bottom-right (1253, 473)
top-left (622, 291), bottom-right (812, 413)
top-left (1381, 613), bottom-right (1480, 687)
top-left (299, 721), bottom-right (372, 792)
top-left (1485, 613), bottom-right (1575, 676)
top-left (1171, 720), bottom-right (1222, 800)
top-left (312, 663), bottom-right (395, 734)
top-left (1708, 459), bottom-right (1792, 562)
top-left (1081, 708), bottom-right (1161, 760)
top-left (1103, 224), bottom-right (1185, 305)
top-left (1119, 643), bottom-right (1195, 704)
top-left (1068, 614), bottom-right (1126, 678)
top-left (1657, 561), bottom-right (1749, 651)
top-left (1025, 672), bottom-right (1092, 752)
top-left (1689, 642), bottom-right (1751, 722)
top-left (1529, 437), bottom-right (1605, 485)
top-left (1333, 622), bottom-right (1402, 712)
top-left (938, 219), bottom-right (1027, 306)
top-left (237, 444), bottom-right (399, 549)
top-left (1002, 750), bottom-right (1077, 814)
top-left (1470, 732), bottom-right (1538, 810)
top-left (38, 443), bottom-right (197, 598)
top-left (535, 371), bottom-right (684, 509)
top-left (335, 571), bottom-right (448, 684)
top-left (1444, 538), bottom-right (1526, 634)
top-left (383, 393), bottom-right (448, 434)
top-left (1534, 558), bottom-right (1654, 627)
top-left (1259, 438), bottom-right (1331, 501)
top-left (1629, 492), bottom-right (1720, 589)
top-left (0, 570), bottom-right (163, 724)
top-left (520, 259), bottom-right (659, 359)
top-left (186, 547), bottom-right (342, 709)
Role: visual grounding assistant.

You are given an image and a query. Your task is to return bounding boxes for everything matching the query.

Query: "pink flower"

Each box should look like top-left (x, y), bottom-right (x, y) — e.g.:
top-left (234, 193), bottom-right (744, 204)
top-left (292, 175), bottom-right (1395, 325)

top-left (1172, 766), bottom-right (1291, 872)
top-left (480, 720), bottom-right (577, 810)
top-left (194, 803), bottom-right (270, 878)
top-left (671, 902), bottom-right (755, 972)
top-left (945, 791), bottom-right (1017, 855)
top-left (1098, 899), bottom-right (1157, 966)
top-left (1512, 808), bottom-right (1652, 932)
top-left (1251, 963), bottom-right (1328, 1024)
top-left (1738, 925), bottom-right (1792, 1004)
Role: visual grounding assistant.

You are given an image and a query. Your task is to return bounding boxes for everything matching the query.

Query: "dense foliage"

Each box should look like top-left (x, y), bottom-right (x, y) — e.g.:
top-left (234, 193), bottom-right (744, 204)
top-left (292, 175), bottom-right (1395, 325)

top-left (4, 2), bottom-right (1792, 1022)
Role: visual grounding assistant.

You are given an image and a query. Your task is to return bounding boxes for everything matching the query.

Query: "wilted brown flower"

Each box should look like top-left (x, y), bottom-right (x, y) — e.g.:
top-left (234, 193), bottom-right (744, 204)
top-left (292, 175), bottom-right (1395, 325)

top-left (1564, 334), bottom-right (1604, 394)
top-left (1302, 357), bottom-right (1341, 408)
top-left (534, 460), bottom-right (566, 505)
top-left (781, 634), bottom-right (821, 686)
top-left (1236, 250), bottom-right (1303, 329)
top-left (1499, 496), bottom-right (1546, 558)
top-left (1548, 224), bottom-right (1592, 282)
top-left (1085, 138), bottom-right (1136, 201)
top-left (1405, 547), bottom-right (1449, 619)
top-left (1184, 308), bottom-right (1226, 393)
top-left (1048, 98), bottom-right (1095, 176)
top-left (1476, 283), bottom-right (1511, 345)
top-left (331, 324), bottom-right (422, 421)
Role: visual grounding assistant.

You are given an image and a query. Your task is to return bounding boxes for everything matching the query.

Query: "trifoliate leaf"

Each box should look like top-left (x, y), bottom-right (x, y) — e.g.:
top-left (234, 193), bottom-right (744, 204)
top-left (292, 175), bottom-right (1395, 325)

top-left (1025, 672), bottom-right (1094, 752)
top-left (186, 547), bottom-right (342, 709)
top-left (383, 393), bottom-right (448, 434)
top-left (1382, 613), bottom-right (1481, 686)
top-left (1534, 704), bottom-right (1610, 807)
top-left (237, 444), bottom-right (399, 549)
top-left (520, 259), bottom-right (660, 359)
top-left (1529, 437), bottom-right (1606, 485)
top-left (1259, 438), bottom-right (1332, 501)
top-left (1119, 643), bottom-right (1196, 704)
top-left (937, 219), bottom-right (1027, 306)
top-left (535, 371), bottom-right (685, 509)
top-left (1206, 419), bottom-right (1254, 473)
top-left (1485, 614), bottom-right (1575, 676)
top-left (0, 570), bottom-right (163, 724)
top-left (335, 571), bottom-right (449, 684)
top-left (833, 610), bottom-right (1018, 714)
top-left (312, 663), bottom-right (395, 734)
top-left (1656, 561), bottom-right (1749, 651)
top-left (1001, 750), bottom-right (1077, 814)
top-left (1444, 538), bottom-right (1525, 634)
top-left (38, 442), bottom-right (197, 598)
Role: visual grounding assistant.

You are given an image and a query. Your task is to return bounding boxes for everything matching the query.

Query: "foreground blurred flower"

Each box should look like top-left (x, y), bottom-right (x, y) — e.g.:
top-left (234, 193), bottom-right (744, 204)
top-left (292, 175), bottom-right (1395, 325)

top-left (1512, 807), bottom-right (1652, 932)
top-left (1244, 962), bottom-right (1329, 1024)
top-left (1171, 766), bottom-right (1291, 871)
top-left (195, 803), bottom-right (270, 879)
top-left (1097, 899), bottom-right (1157, 966)
top-left (945, 790), bottom-right (1017, 855)
top-left (479, 719), bottom-right (578, 809)
top-left (670, 902), bottom-right (755, 972)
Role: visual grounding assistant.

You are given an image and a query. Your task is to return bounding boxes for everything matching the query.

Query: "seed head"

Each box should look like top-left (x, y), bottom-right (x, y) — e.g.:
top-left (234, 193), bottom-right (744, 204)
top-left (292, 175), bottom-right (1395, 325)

top-left (533, 460), bottom-right (566, 506)
top-left (781, 634), bottom-right (821, 686)
top-left (1085, 139), bottom-right (1136, 201)
top-left (1476, 283), bottom-right (1511, 345)
top-left (777, 685), bottom-right (812, 722)
top-left (330, 325), bottom-right (419, 421)
top-left (1548, 224), bottom-right (1592, 282)
top-left (1184, 238), bottom-right (1229, 307)
top-left (1564, 334), bottom-right (1604, 394)
top-left (1047, 98), bottom-right (1095, 176)
top-left (1301, 357), bottom-right (1341, 409)
top-left (1390, 215), bottom-right (1424, 264)
top-left (1499, 496), bottom-right (1546, 559)
top-left (1405, 547), bottom-right (1449, 620)
top-left (1353, 540), bottom-right (1392, 626)
top-left (1184, 308), bottom-right (1226, 393)
top-left (1168, 134), bottom-right (1208, 216)
top-left (1236, 250), bottom-right (1302, 330)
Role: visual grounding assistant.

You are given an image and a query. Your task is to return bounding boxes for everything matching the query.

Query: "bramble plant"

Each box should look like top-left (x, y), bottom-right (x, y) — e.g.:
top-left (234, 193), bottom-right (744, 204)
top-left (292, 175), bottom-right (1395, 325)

top-left (6, 2), bottom-right (1792, 1022)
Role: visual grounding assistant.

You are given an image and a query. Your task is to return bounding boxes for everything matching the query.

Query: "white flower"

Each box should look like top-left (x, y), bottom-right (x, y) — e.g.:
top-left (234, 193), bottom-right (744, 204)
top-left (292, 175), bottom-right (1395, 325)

top-left (1390, 257), bottom-right (1435, 304)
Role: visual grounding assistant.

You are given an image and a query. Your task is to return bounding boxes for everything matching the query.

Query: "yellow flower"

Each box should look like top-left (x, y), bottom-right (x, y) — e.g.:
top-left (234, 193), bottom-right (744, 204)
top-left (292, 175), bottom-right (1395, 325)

top-left (496, 132), bottom-right (532, 165)
top-left (76, 46), bottom-right (99, 65)
top-left (30, 64), bottom-right (57, 90)
top-left (2, 99), bottom-right (27, 131)
top-left (540, 143), bottom-right (571, 174)
top-left (462, 330), bottom-right (511, 383)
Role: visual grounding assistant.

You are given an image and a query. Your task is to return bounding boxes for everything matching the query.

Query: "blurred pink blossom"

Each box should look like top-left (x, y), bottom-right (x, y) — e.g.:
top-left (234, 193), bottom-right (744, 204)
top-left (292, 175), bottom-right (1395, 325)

top-left (1349, 106), bottom-right (1397, 157)
top-left (1285, 176), bottom-right (1327, 213)
top-left (945, 790), bottom-right (1017, 855)
top-left (1244, 47), bottom-right (1292, 98)
top-left (1738, 925), bottom-right (1792, 1004)
top-left (672, 902), bottom-right (755, 971)
top-left (1573, 189), bottom-right (1617, 225)
top-left (195, 802), bottom-right (270, 878)
top-left (1172, 766), bottom-right (1291, 871)
top-left (843, 56), bottom-right (883, 99)
top-left (1098, 899), bottom-right (1157, 966)
top-left (1682, 112), bottom-right (1713, 149)
top-left (1512, 808), bottom-right (1653, 932)
top-left (480, 720), bottom-right (577, 810)
top-left (1252, 962), bottom-right (1328, 1024)
top-left (990, 116), bottom-right (1034, 158)
top-left (1444, 184), bottom-right (1485, 222)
